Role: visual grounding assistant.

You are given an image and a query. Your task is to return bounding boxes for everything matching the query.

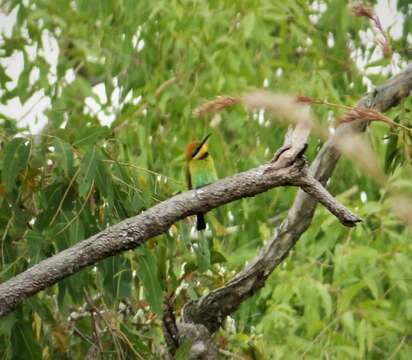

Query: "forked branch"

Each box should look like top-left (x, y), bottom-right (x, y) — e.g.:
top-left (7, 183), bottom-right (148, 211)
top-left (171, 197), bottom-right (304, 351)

top-left (180, 64), bottom-right (412, 339)
top-left (0, 106), bottom-right (357, 316)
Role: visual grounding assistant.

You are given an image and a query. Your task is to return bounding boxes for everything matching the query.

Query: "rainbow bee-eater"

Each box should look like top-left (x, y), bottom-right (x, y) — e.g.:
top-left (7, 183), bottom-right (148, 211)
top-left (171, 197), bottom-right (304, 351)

top-left (186, 134), bottom-right (218, 231)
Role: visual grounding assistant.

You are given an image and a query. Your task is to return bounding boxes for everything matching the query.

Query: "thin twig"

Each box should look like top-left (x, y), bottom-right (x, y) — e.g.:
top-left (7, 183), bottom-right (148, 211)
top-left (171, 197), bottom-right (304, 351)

top-left (300, 317), bottom-right (340, 358)
top-left (104, 159), bottom-right (183, 184)
top-left (73, 326), bottom-right (95, 345)
top-left (90, 299), bottom-right (127, 360)
top-left (1, 215), bottom-right (14, 267)
top-left (83, 290), bottom-right (104, 356)
top-left (49, 168), bottom-right (80, 226)
top-left (387, 335), bottom-right (407, 360)
top-left (56, 180), bottom-right (95, 235)
top-left (218, 348), bottom-right (245, 359)
top-left (155, 77), bottom-right (178, 97)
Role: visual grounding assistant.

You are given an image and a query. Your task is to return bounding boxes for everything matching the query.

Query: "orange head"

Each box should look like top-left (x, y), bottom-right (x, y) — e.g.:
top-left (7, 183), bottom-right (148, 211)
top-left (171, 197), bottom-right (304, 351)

top-left (186, 134), bottom-right (211, 160)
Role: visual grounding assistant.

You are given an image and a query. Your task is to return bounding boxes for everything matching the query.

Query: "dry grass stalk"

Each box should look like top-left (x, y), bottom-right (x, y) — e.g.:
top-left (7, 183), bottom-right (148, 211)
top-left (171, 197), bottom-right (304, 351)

top-left (338, 106), bottom-right (412, 131)
top-left (242, 90), bottom-right (313, 129)
top-left (351, 4), bottom-right (374, 20)
top-left (194, 91), bottom-right (314, 136)
top-left (297, 94), bottom-right (411, 132)
top-left (334, 133), bottom-right (385, 182)
top-left (193, 96), bottom-right (240, 117)
top-left (295, 95), bottom-right (324, 105)
top-left (296, 95), bottom-right (353, 111)
top-left (351, 3), bottom-right (392, 58)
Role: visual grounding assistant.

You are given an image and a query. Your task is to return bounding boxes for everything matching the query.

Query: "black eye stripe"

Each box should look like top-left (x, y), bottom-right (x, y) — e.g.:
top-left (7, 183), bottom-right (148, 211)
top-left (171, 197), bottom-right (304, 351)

top-left (192, 148), bottom-right (209, 160)
top-left (192, 146), bottom-right (201, 158)
top-left (192, 144), bottom-right (205, 158)
top-left (192, 134), bottom-right (211, 158)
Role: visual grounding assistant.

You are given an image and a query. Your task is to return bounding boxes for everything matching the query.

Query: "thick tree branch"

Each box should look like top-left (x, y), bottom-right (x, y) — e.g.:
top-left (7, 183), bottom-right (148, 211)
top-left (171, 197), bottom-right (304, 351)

top-left (0, 162), bottom-right (297, 316)
top-left (0, 121), bottom-right (357, 316)
top-left (181, 64), bottom-right (412, 333)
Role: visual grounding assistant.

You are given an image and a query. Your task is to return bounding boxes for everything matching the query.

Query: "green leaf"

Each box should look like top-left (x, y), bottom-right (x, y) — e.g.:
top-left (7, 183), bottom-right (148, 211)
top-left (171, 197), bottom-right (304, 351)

top-left (364, 277), bottom-right (379, 299)
top-left (26, 230), bottom-right (45, 264)
top-left (11, 319), bottom-right (42, 359)
top-left (54, 138), bottom-right (74, 177)
top-left (78, 146), bottom-right (98, 197)
top-left (357, 319), bottom-right (367, 357)
top-left (211, 249), bottom-right (227, 264)
top-left (35, 182), bottom-right (65, 230)
top-left (100, 255), bottom-right (132, 299)
top-left (136, 246), bottom-right (163, 315)
top-left (1, 137), bottom-right (31, 192)
top-left (0, 313), bottom-right (17, 337)
top-left (27, 298), bottom-right (54, 323)
top-left (66, 271), bottom-right (90, 305)
top-left (341, 311), bottom-right (355, 334)
top-left (94, 150), bottom-right (114, 203)
top-left (366, 57), bottom-right (391, 69)
top-left (73, 126), bottom-right (111, 148)
top-left (119, 323), bottom-right (151, 354)
top-left (125, 68), bottom-right (146, 93)
top-left (0, 65), bottom-right (12, 88)
top-left (403, 300), bottom-right (412, 321)
top-left (384, 130), bottom-right (399, 174)
top-left (242, 13), bottom-right (256, 39)
top-left (316, 283), bottom-right (332, 317)
top-left (174, 340), bottom-right (192, 360)
top-left (194, 234), bottom-right (211, 272)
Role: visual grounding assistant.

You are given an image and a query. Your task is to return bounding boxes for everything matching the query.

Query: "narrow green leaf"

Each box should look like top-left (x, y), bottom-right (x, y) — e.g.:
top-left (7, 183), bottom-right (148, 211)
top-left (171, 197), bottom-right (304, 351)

top-left (100, 255), bottom-right (132, 299)
top-left (316, 283), bottom-right (332, 317)
top-left (174, 340), bottom-right (192, 360)
top-left (0, 313), bottom-right (17, 337)
top-left (242, 13), bottom-right (256, 39)
top-left (1, 137), bottom-right (31, 192)
top-left (78, 146), bottom-right (98, 197)
top-left (119, 323), bottom-right (151, 354)
top-left (73, 126), bottom-right (111, 148)
top-left (11, 319), bottom-right (42, 359)
top-left (26, 230), bottom-right (44, 264)
top-left (194, 235), bottom-right (211, 272)
top-left (341, 311), bottom-right (355, 334)
top-left (94, 150), bottom-right (114, 203)
top-left (136, 246), bottom-right (163, 315)
top-left (211, 249), bottom-right (227, 264)
top-left (384, 131), bottom-right (399, 174)
top-left (54, 138), bottom-right (74, 177)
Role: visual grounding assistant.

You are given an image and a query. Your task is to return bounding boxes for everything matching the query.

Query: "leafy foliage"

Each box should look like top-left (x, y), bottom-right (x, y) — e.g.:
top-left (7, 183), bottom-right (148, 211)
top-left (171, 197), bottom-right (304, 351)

top-left (0, 0), bottom-right (412, 358)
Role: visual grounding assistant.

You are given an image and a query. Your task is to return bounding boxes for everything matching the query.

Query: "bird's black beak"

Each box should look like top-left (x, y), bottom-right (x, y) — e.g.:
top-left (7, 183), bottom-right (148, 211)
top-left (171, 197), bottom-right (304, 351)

top-left (192, 133), bottom-right (212, 158)
top-left (200, 133), bottom-right (212, 147)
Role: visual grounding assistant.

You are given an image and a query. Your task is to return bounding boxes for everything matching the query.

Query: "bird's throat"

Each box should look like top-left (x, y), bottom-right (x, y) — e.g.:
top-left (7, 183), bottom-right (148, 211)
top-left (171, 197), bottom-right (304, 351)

top-left (196, 151), bottom-right (209, 160)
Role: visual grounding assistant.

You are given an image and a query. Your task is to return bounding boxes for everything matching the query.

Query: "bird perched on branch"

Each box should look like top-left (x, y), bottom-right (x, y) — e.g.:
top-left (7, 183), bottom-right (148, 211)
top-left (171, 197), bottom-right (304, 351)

top-left (186, 134), bottom-right (218, 231)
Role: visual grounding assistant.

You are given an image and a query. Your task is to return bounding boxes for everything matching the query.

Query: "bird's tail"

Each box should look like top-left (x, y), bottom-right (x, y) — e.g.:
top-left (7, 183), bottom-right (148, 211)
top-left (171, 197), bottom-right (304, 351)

top-left (196, 213), bottom-right (206, 231)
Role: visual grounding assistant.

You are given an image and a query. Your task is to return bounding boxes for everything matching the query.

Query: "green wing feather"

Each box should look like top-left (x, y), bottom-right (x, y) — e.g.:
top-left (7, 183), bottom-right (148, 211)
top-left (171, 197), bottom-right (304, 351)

top-left (189, 156), bottom-right (217, 189)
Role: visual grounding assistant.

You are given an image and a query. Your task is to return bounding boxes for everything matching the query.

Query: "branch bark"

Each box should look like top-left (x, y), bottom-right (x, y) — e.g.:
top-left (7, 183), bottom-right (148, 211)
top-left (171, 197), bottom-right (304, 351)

top-left (0, 120), bottom-right (357, 316)
top-left (181, 64), bottom-right (412, 334)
